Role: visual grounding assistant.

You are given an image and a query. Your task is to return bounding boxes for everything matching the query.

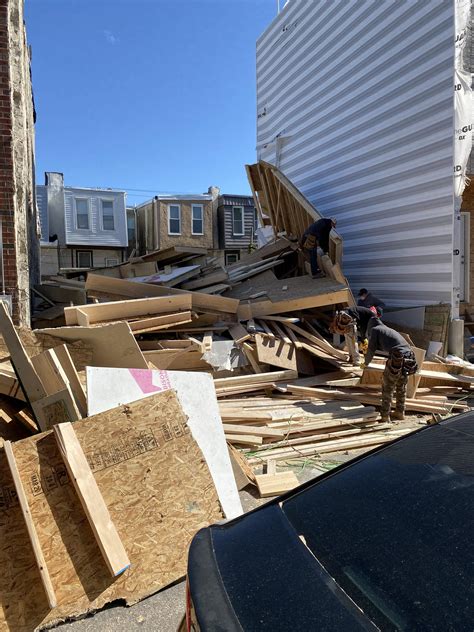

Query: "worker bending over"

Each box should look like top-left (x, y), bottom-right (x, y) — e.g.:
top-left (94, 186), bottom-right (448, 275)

top-left (330, 306), bottom-right (377, 365)
top-left (301, 217), bottom-right (337, 278)
top-left (364, 319), bottom-right (418, 422)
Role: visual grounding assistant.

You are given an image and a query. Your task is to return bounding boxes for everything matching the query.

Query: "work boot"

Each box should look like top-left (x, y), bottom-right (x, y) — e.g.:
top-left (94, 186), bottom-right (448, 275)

top-left (391, 410), bottom-right (405, 422)
top-left (311, 271), bottom-right (325, 279)
top-left (379, 414), bottom-right (390, 423)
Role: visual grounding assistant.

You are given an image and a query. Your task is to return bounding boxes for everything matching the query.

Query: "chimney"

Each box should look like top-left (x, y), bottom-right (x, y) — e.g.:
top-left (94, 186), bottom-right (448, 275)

top-left (207, 186), bottom-right (220, 201)
top-left (45, 172), bottom-right (64, 189)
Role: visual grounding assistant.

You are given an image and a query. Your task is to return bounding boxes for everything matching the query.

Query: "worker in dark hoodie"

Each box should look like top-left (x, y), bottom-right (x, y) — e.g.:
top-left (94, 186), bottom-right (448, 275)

top-left (357, 288), bottom-right (385, 315)
top-left (363, 318), bottom-right (418, 423)
top-left (301, 217), bottom-right (337, 278)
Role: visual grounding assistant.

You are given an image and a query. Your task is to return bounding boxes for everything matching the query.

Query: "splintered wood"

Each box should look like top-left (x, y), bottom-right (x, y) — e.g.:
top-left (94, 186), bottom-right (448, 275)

top-left (0, 390), bottom-right (222, 630)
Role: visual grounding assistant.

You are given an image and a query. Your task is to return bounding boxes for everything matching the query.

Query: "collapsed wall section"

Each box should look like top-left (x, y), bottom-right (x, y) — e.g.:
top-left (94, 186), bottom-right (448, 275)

top-left (257, 0), bottom-right (455, 307)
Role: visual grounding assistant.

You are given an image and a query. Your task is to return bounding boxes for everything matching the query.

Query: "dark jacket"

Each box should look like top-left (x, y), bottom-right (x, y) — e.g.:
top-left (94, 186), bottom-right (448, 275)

top-left (357, 292), bottom-right (386, 310)
top-left (365, 319), bottom-right (411, 365)
top-left (303, 218), bottom-right (333, 253)
top-left (346, 306), bottom-right (377, 339)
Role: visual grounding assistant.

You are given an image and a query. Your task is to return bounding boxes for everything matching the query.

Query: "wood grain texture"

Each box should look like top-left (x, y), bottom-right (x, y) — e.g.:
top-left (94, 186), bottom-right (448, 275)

top-left (0, 390), bottom-right (222, 630)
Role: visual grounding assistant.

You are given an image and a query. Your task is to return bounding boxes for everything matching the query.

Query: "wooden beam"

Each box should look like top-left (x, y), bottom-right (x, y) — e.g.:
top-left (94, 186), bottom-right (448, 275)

top-left (4, 441), bottom-right (57, 608)
top-left (54, 423), bottom-right (131, 577)
top-left (0, 303), bottom-right (47, 403)
top-left (64, 295), bottom-right (192, 326)
top-left (255, 471), bottom-right (299, 497)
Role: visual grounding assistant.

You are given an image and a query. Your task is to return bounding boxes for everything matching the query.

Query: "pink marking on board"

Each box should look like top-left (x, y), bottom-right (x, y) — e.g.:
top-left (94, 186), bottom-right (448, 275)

top-left (128, 368), bottom-right (170, 394)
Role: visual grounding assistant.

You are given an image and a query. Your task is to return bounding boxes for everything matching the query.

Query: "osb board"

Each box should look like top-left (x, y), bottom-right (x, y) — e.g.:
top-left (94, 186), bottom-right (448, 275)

top-left (0, 390), bottom-right (222, 631)
top-left (34, 323), bottom-right (147, 370)
top-left (0, 328), bottom-right (93, 373)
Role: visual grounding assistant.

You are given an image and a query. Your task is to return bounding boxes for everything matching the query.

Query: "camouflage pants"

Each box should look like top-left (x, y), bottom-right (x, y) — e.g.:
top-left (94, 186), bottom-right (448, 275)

top-left (381, 366), bottom-right (408, 417)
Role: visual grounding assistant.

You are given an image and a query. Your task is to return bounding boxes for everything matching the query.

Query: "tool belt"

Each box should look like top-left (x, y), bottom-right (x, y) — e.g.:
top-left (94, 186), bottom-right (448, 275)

top-left (301, 234), bottom-right (317, 250)
top-left (331, 311), bottom-right (354, 335)
top-left (388, 349), bottom-right (418, 376)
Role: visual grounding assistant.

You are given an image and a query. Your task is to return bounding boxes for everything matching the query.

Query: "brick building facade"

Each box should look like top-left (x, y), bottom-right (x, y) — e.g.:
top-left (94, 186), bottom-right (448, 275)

top-left (0, 0), bottom-right (40, 324)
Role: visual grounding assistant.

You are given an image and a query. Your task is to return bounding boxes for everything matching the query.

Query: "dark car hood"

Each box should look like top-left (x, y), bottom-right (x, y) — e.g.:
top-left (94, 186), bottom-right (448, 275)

top-left (188, 503), bottom-right (377, 631)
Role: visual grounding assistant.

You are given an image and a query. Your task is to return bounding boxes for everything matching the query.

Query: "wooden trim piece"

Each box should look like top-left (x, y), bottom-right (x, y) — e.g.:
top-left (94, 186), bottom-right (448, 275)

top-left (4, 441), bottom-right (57, 608)
top-left (51, 345), bottom-right (88, 417)
top-left (31, 389), bottom-right (82, 431)
top-left (128, 311), bottom-right (193, 333)
top-left (0, 303), bottom-right (47, 403)
top-left (64, 295), bottom-right (192, 326)
top-left (85, 273), bottom-right (239, 314)
top-left (54, 422), bottom-right (130, 577)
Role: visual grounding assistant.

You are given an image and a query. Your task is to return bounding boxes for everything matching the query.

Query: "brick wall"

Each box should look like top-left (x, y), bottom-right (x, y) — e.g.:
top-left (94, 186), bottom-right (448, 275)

top-left (0, 0), bottom-right (39, 325)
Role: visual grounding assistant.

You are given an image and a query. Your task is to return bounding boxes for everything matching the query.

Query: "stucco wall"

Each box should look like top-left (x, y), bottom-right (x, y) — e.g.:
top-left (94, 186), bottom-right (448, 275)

top-left (158, 199), bottom-right (215, 250)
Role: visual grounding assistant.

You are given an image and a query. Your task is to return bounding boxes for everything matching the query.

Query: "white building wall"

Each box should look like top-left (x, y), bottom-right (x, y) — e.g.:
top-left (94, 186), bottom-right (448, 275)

top-left (257, 0), bottom-right (456, 307)
top-left (64, 188), bottom-right (128, 247)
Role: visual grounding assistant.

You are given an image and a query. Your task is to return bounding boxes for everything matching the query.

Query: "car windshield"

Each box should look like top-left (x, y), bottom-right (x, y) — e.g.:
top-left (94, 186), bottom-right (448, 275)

top-left (282, 416), bottom-right (474, 631)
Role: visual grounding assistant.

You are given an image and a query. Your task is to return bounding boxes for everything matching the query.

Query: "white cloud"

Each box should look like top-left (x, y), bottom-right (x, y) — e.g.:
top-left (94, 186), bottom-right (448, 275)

top-left (104, 30), bottom-right (118, 45)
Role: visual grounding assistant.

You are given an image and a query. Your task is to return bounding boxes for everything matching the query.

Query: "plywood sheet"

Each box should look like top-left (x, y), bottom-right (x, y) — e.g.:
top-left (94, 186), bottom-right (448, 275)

top-left (34, 322), bottom-right (148, 369)
top-left (0, 390), bottom-right (222, 630)
top-left (86, 367), bottom-right (242, 520)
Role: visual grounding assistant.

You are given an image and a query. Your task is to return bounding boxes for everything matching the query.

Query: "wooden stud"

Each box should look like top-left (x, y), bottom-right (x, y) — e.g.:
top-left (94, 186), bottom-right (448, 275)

top-left (54, 423), bottom-right (131, 577)
top-left (4, 441), bottom-right (57, 608)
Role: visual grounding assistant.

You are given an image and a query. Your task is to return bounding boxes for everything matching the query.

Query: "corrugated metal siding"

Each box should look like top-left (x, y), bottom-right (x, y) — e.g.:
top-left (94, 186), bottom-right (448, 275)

top-left (220, 205), bottom-right (256, 248)
top-left (36, 185), bottom-right (48, 242)
top-left (257, 0), bottom-right (455, 307)
top-left (64, 188), bottom-right (128, 247)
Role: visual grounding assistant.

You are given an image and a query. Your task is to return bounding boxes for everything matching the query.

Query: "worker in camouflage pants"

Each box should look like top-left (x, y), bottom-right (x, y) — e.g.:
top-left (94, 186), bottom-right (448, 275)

top-left (364, 319), bottom-right (418, 422)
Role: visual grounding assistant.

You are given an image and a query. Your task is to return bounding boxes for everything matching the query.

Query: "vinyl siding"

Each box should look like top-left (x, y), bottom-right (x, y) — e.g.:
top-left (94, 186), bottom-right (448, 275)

top-left (219, 206), bottom-right (257, 249)
top-left (36, 185), bottom-right (48, 242)
top-left (257, 0), bottom-right (456, 307)
top-left (64, 188), bottom-right (128, 247)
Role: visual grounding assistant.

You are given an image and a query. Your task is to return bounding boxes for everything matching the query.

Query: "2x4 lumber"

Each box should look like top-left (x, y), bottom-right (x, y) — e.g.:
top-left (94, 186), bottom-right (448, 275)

top-left (282, 321), bottom-right (347, 361)
top-left (51, 345), bottom-right (88, 417)
top-left (4, 441), bottom-right (57, 608)
top-left (15, 408), bottom-right (39, 433)
top-left (0, 303), bottom-right (47, 403)
top-left (214, 370), bottom-right (297, 389)
top-left (226, 433), bottom-right (263, 446)
top-left (0, 367), bottom-right (25, 401)
top-left (202, 331), bottom-right (213, 352)
top-left (255, 471), bottom-right (299, 498)
top-left (128, 311), bottom-right (193, 333)
top-left (241, 288), bottom-right (351, 319)
top-left (257, 319), bottom-right (276, 338)
top-left (85, 273), bottom-right (239, 314)
top-left (229, 323), bottom-right (251, 344)
top-left (222, 424), bottom-right (285, 438)
top-left (54, 422), bottom-right (131, 577)
top-left (180, 270), bottom-right (228, 291)
top-left (64, 295), bottom-right (192, 326)
top-left (269, 321), bottom-right (292, 345)
top-left (242, 342), bottom-right (263, 373)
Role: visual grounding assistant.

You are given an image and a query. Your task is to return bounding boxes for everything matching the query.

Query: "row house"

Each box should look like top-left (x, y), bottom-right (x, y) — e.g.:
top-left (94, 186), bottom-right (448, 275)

top-left (37, 172), bottom-right (128, 277)
top-left (136, 188), bottom-right (257, 264)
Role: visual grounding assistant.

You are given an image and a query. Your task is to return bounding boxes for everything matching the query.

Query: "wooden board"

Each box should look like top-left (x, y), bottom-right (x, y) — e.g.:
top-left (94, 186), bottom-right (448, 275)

top-left (3, 441), bottom-right (57, 609)
top-left (31, 388), bottom-right (81, 431)
top-left (128, 311), bottom-right (193, 333)
top-left (0, 304), bottom-right (47, 403)
top-left (35, 322), bottom-right (148, 369)
top-left (255, 333), bottom-right (297, 370)
top-left (255, 471), bottom-right (299, 497)
top-left (0, 390), bottom-right (222, 629)
top-left (85, 273), bottom-right (239, 314)
top-left (53, 423), bottom-right (130, 577)
top-left (64, 295), bottom-right (192, 326)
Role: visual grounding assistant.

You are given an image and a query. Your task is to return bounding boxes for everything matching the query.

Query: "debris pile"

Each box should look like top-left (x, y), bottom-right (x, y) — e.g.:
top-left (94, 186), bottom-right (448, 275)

top-left (0, 162), bottom-right (471, 627)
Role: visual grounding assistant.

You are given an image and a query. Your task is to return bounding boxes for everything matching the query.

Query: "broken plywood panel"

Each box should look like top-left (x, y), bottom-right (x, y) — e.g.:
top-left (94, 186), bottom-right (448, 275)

top-left (0, 390), bottom-right (222, 630)
top-left (34, 322), bottom-right (148, 369)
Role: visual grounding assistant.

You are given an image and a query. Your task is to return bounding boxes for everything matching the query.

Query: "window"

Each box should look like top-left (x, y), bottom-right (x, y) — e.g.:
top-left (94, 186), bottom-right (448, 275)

top-left (105, 257), bottom-right (119, 267)
top-left (168, 204), bottom-right (181, 235)
top-left (192, 204), bottom-right (204, 235)
top-left (75, 198), bottom-right (89, 230)
top-left (225, 251), bottom-right (240, 265)
top-left (127, 212), bottom-right (136, 245)
top-left (101, 199), bottom-right (115, 231)
top-left (232, 206), bottom-right (244, 235)
top-left (76, 250), bottom-right (92, 268)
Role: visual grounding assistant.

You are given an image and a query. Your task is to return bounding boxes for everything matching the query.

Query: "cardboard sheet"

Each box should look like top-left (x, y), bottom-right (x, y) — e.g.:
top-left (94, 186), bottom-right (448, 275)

top-left (0, 390), bottom-right (222, 631)
top-left (86, 367), bottom-right (243, 520)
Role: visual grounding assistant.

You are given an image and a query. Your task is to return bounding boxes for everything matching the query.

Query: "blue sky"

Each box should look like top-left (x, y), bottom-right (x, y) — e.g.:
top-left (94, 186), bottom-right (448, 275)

top-left (25, 0), bottom-right (278, 204)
